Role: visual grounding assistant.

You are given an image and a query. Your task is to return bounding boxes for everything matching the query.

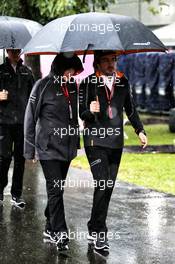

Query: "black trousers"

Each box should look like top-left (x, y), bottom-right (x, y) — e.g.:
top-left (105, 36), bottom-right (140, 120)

top-left (85, 146), bottom-right (123, 235)
top-left (0, 124), bottom-right (25, 197)
top-left (40, 160), bottom-right (70, 233)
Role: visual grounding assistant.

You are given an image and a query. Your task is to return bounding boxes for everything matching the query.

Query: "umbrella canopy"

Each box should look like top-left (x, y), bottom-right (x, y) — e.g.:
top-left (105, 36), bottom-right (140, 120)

top-left (23, 12), bottom-right (166, 55)
top-left (153, 23), bottom-right (175, 46)
top-left (0, 16), bottom-right (42, 49)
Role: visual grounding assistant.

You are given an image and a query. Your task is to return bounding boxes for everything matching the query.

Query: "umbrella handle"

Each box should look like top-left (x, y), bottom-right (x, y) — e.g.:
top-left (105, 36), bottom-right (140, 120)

top-left (3, 49), bottom-right (5, 63)
top-left (94, 84), bottom-right (99, 122)
top-left (83, 43), bottom-right (94, 63)
top-left (94, 95), bottom-right (99, 121)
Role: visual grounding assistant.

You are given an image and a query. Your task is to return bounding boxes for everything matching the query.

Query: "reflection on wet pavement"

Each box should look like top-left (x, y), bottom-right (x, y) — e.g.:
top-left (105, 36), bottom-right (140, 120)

top-left (0, 162), bottom-right (175, 264)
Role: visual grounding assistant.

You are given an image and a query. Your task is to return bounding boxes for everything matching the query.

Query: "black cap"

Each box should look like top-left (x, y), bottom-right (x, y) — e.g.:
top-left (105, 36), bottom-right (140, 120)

top-left (51, 53), bottom-right (84, 76)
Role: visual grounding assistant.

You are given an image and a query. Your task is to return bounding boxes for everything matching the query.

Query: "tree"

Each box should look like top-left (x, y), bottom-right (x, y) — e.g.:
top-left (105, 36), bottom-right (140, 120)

top-left (0, 0), bottom-right (170, 23)
top-left (144, 0), bottom-right (169, 15)
top-left (0, 0), bottom-right (115, 24)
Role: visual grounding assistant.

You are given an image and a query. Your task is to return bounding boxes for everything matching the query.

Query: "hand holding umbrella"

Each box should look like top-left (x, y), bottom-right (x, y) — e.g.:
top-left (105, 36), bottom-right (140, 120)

top-left (90, 96), bottom-right (100, 114)
top-left (0, 90), bottom-right (8, 101)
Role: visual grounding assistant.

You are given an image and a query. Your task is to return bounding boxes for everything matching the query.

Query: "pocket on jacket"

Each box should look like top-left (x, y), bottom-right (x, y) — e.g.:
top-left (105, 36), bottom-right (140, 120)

top-left (35, 129), bottom-right (50, 151)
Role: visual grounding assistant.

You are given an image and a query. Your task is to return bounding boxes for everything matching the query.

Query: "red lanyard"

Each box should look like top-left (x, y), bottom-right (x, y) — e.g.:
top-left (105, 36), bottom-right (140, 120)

top-left (104, 81), bottom-right (115, 119)
top-left (61, 84), bottom-right (73, 119)
top-left (61, 84), bottom-right (69, 98)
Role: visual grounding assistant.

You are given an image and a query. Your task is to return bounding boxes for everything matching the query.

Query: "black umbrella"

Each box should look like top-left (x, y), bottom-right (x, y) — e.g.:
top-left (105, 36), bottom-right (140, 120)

top-left (23, 12), bottom-right (166, 56)
top-left (0, 16), bottom-right (42, 49)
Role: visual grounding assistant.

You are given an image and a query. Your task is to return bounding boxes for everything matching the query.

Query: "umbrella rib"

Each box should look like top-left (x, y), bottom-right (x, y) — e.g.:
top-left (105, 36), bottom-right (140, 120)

top-left (57, 15), bottom-right (78, 53)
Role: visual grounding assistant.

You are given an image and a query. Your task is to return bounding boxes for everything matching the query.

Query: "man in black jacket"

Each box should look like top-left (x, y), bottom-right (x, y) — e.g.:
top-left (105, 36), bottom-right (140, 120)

top-left (0, 49), bottom-right (34, 207)
top-left (79, 50), bottom-right (148, 254)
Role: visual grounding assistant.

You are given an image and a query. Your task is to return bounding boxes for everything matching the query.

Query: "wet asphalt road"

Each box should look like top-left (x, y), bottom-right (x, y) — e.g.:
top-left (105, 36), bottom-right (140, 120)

top-left (0, 161), bottom-right (175, 264)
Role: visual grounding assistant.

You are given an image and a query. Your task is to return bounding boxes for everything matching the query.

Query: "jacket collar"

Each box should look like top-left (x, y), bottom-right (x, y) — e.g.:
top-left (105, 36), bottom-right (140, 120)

top-left (5, 57), bottom-right (23, 72)
top-left (95, 70), bottom-right (124, 78)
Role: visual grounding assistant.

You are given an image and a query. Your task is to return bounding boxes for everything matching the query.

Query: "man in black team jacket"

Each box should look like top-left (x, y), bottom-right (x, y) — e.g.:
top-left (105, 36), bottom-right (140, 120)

top-left (79, 50), bottom-right (148, 254)
top-left (0, 49), bottom-right (34, 207)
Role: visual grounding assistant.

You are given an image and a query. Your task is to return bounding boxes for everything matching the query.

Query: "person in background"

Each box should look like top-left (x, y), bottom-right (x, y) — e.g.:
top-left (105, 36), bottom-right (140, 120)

top-left (0, 49), bottom-right (34, 208)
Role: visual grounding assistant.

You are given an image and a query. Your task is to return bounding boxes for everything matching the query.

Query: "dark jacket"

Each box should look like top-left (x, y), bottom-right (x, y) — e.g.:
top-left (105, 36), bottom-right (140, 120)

top-left (0, 57), bottom-right (34, 124)
top-left (24, 73), bottom-right (80, 161)
top-left (79, 72), bottom-right (145, 149)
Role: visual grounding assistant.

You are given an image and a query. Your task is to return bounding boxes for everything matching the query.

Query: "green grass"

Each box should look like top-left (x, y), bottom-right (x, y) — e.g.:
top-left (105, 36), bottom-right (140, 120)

top-left (124, 124), bottom-right (175, 146)
top-left (118, 153), bottom-right (175, 194)
top-left (71, 153), bottom-right (175, 195)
